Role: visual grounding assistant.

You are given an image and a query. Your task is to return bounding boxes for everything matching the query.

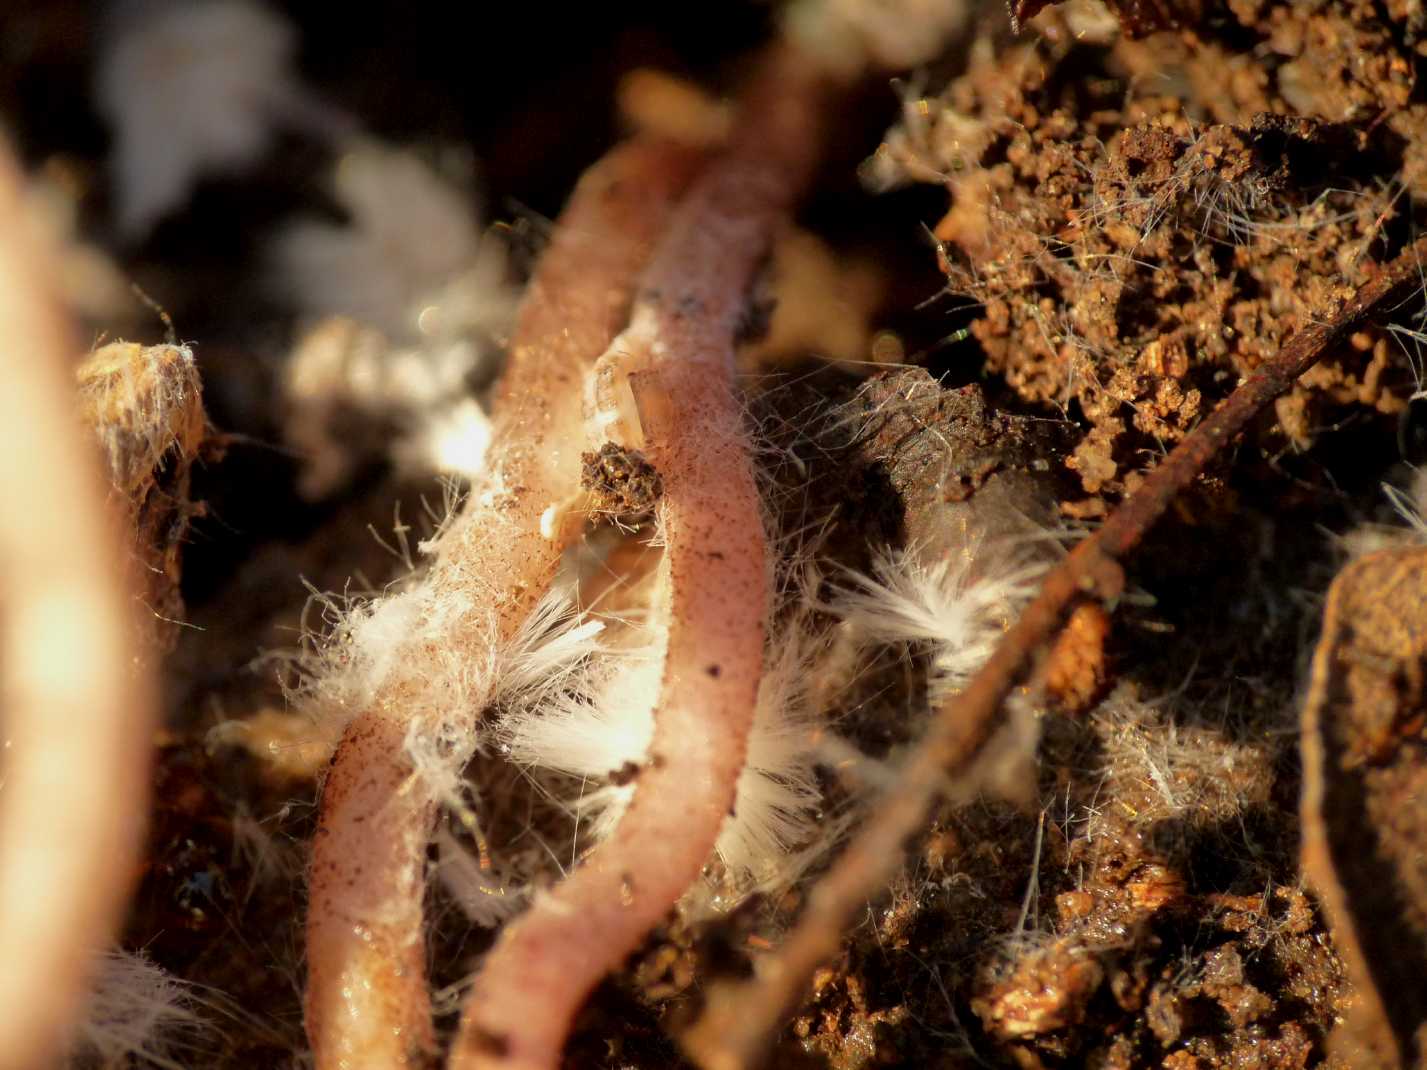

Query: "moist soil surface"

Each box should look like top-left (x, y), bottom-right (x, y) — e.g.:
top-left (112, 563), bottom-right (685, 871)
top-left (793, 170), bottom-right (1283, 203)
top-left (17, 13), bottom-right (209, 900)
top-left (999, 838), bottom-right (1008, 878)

top-left (14, 2), bottom-right (1427, 1067)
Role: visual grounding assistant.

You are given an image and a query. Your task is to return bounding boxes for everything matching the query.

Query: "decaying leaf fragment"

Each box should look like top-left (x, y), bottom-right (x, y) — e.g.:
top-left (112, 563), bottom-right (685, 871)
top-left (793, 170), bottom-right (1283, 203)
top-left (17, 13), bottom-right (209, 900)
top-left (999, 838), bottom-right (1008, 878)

top-left (77, 341), bottom-right (208, 653)
top-left (1301, 546), bottom-right (1427, 1069)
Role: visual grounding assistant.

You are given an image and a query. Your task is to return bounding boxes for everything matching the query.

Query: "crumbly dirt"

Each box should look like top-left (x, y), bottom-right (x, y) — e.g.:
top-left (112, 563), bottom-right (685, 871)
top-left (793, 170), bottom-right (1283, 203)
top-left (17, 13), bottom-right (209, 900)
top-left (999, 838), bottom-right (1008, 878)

top-left (582, 442), bottom-right (665, 522)
top-left (899, 0), bottom-right (1427, 502)
top-left (750, 375), bottom-right (1349, 1069)
top-left (14, 2), bottom-right (1427, 1068)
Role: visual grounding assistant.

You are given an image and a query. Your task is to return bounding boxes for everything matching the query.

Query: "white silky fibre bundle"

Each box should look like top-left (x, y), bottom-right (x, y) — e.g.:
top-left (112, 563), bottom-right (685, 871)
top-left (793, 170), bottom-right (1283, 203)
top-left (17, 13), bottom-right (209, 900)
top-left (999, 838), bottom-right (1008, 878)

top-left (283, 317), bottom-right (501, 494)
top-left (298, 562), bottom-right (605, 801)
top-left (69, 950), bottom-right (208, 1069)
top-left (97, 0), bottom-right (320, 238)
top-left (502, 613), bottom-right (826, 893)
top-left (278, 145), bottom-right (517, 493)
top-left (833, 547), bottom-right (1041, 694)
top-left (299, 580), bottom-right (481, 721)
top-left (715, 628), bottom-right (822, 888)
top-left (503, 635), bottom-right (664, 843)
top-left (275, 144), bottom-right (513, 342)
top-left (828, 545), bottom-right (1049, 807)
top-left (434, 827), bottom-right (529, 930)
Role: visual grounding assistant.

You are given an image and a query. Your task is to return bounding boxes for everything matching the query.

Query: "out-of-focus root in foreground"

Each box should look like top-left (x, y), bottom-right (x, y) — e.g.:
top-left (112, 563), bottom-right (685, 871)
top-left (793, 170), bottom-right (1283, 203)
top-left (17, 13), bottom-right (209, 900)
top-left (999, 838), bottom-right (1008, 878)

top-left (0, 138), bottom-right (157, 1069)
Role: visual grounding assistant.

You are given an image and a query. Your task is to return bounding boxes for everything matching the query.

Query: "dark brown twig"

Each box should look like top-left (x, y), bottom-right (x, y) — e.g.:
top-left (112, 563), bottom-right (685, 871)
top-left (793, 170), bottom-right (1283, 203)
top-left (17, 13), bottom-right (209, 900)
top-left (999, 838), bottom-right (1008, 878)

top-left (681, 236), bottom-right (1427, 1070)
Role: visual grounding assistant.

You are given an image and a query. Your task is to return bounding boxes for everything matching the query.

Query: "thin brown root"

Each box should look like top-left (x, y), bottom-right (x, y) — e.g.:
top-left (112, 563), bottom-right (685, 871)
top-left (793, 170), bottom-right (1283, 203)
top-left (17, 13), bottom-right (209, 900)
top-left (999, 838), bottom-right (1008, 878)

top-left (680, 236), bottom-right (1427, 1070)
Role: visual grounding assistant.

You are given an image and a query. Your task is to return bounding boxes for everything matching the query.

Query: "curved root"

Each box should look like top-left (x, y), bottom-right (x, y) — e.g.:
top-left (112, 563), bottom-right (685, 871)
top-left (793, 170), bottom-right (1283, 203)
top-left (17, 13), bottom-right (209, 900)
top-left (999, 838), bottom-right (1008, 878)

top-left (450, 47), bottom-right (829, 1070)
top-left (303, 140), bottom-right (700, 1069)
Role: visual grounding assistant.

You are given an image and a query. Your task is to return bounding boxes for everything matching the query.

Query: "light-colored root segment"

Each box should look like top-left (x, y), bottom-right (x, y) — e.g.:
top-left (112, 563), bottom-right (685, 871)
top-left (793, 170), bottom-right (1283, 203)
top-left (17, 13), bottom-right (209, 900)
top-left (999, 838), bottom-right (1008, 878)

top-left (305, 711), bottom-right (436, 1069)
top-left (452, 364), bottom-right (766, 1070)
top-left (450, 47), bottom-right (828, 1070)
top-left (0, 140), bottom-right (155, 1069)
top-left (304, 140), bottom-right (701, 1069)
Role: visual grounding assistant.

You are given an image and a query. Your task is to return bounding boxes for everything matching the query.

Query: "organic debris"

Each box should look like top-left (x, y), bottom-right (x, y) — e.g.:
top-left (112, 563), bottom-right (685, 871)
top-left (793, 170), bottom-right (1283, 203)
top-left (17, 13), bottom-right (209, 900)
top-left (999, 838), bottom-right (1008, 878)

top-left (1301, 547), bottom-right (1427, 1068)
top-left (8, 3), bottom-right (1427, 1069)
top-left (887, 3), bottom-right (1423, 500)
top-left (77, 339), bottom-right (208, 654)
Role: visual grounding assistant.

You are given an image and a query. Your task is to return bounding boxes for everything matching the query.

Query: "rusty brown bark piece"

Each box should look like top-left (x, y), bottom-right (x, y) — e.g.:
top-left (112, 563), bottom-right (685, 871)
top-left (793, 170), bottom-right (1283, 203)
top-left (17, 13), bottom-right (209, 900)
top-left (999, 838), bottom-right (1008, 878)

top-left (682, 237), bottom-right (1427, 1070)
top-left (1301, 547), bottom-right (1427, 1070)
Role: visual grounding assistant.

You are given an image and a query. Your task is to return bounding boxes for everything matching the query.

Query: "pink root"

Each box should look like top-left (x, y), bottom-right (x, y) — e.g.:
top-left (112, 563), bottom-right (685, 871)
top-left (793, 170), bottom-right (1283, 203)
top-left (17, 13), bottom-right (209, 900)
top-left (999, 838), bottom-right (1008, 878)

top-left (0, 139), bottom-right (156, 1068)
top-left (450, 47), bottom-right (829, 1070)
top-left (303, 140), bottom-right (700, 1069)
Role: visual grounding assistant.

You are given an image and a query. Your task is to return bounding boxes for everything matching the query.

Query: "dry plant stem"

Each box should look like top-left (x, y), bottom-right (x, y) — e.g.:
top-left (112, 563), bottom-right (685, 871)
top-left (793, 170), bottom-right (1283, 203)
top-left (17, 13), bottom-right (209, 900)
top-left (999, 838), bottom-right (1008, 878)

top-left (681, 237), bottom-right (1427, 1070)
top-left (451, 48), bottom-right (829, 1070)
top-left (0, 141), bottom-right (156, 1069)
top-left (304, 140), bottom-right (700, 1070)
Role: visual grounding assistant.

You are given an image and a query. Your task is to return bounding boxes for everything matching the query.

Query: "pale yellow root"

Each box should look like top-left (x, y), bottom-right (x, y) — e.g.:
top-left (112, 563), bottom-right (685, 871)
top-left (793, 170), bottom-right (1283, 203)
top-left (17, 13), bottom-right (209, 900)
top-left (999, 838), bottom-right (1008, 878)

top-left (0, 139), bottom-right (156, 1069)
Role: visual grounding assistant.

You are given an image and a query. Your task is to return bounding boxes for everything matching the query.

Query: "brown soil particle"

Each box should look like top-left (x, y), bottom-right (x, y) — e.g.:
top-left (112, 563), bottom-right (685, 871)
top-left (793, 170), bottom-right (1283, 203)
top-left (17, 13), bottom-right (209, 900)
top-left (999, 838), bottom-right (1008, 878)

top-left (582, 441), bottom-right (665, 520)
top-left (903, 1), bottom-right (1427, 497)
top-left (1042, 602), bottom-right (1112, 715)
top-left (835, 369), bottom-right (1069, 554)
top-left (973, 937), bottom-right (1106, 1041)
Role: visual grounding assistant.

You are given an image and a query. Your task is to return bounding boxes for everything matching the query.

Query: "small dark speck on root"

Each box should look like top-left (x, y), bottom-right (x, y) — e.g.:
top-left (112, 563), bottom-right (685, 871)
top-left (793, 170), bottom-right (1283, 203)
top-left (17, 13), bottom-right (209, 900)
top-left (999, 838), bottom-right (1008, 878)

top-left (609, 760), bottom-right (643, 787)
top-left (733, 292), bottom-right (777, 347)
